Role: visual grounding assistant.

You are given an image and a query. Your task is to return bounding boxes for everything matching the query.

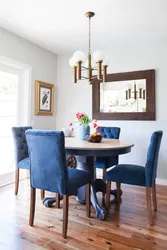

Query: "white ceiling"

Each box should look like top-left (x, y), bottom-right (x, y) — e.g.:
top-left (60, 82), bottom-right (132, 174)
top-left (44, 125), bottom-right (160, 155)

top-left (0, 0), bottom-right (167, 55)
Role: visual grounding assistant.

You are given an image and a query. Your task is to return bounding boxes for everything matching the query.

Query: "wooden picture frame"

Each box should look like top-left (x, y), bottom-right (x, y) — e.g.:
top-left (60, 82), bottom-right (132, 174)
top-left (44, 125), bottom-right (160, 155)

top-left (35, 80), bottom-right (54, 116)
top-left (92, 69), bottom-right (155, 120)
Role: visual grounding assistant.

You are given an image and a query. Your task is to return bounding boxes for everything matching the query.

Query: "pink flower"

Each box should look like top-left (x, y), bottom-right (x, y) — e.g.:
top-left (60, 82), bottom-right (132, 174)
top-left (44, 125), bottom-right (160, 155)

top-left (96, 126), bottom-right (100, 130)
top-left (93, 123), bottom-right (97, 128)
top-left (71, 128), bottom-right (74, 132)
top-left (69, 122), bottom-right (73, 126)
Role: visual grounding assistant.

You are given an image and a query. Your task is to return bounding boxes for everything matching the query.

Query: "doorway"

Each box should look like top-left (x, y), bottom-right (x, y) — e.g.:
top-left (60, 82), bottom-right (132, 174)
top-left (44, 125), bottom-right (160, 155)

top-left (0, 57), bottom-right (31, 186)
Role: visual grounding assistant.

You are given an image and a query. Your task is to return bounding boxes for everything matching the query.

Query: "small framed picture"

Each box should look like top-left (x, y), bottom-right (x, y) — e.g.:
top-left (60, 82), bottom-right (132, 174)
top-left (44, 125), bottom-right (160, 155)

top-left (35, 80), bottom-right (54, 116)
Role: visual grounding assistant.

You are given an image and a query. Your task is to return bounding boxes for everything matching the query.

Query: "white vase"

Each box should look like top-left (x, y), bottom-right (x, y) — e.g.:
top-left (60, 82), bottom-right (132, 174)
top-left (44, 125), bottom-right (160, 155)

top-left (62, 128), bottom-right (70, 137)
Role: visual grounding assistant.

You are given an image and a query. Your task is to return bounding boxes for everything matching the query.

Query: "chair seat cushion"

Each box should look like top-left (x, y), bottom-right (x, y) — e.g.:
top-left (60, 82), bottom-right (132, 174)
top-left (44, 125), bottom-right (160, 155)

top-left (18, 157), bottom-right (30, 169)
top-left (95, 156), bottom-right (118, 169)
top-left (67, 168), bottom-right (92, 195)
top-left (106, 164), bottom-right (146, 187)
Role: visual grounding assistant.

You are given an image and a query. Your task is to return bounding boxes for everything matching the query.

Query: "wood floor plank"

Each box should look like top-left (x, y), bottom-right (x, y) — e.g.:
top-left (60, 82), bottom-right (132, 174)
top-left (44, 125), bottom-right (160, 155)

top-left (0, 180), bottom-right (167, 249)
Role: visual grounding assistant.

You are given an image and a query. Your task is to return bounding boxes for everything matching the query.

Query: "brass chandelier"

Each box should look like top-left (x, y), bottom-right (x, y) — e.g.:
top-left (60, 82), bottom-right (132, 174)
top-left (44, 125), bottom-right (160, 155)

top-left (69, 11), bottom-right (109, 83)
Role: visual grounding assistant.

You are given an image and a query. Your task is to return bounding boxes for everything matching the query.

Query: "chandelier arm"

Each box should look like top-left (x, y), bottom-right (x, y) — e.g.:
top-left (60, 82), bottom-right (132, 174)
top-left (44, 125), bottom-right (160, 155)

top-left (126, 90), bottom-right (128, 100)
top-left (73, 66), bottom-right (77, 83)
top-left (139, 88), bottom-right (142, 98)
top-left (97, 61), bottom-right (102, 80)
top-left (81, 76), bottom-right (89, 79)
top-left (103, 65), bottom-right (107, 82)
top-left (81, 66), bottom-right (98, 70)
top-left (77, 61), bottom-right (82, 80)
top-left (134, 84), bottom-right (137, 100)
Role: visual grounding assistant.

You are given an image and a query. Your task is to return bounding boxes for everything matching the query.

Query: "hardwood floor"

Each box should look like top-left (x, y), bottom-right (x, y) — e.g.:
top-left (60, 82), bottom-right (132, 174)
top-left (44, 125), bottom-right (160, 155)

top-left (0, 179), bottom-right (167, 250)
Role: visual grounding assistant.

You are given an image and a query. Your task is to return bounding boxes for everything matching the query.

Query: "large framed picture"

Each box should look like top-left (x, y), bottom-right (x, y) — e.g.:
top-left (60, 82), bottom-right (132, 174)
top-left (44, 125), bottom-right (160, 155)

top-left (35, 80), bottom-right (54, 116)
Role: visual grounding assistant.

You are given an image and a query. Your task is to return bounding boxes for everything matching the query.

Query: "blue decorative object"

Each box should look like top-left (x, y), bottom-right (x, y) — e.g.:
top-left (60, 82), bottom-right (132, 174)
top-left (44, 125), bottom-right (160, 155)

top-left (26, 129), bottom-right (92, 238)
top-left (79, 124), bottom-right (90, 140)
top-left (11, 126), bottom-right (32, 195)
top-left (106, 130), bottom-right (163, 226)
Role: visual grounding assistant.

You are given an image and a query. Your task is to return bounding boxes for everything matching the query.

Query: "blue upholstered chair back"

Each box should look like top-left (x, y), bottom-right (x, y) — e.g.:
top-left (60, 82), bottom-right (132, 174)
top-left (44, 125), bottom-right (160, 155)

top-left (11, 126), bottom-right (32, 164)
top-left (26, 130), bottom-right (68, 194)
top-left (95, 127), bottom-right (121, 169)
top-left (97, 127), bottom-right (120, 139)
top-left (145, 131), bottom-right (163, 187)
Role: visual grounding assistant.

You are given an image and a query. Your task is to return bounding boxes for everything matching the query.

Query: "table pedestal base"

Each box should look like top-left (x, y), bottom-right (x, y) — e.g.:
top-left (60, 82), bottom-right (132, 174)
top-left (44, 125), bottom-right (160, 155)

top-left (77, 178), bottom-right (122, 220)
top-left (42, 195), bottom-right (63, 207)
top-left (42, 156), bottom-right (122, 221)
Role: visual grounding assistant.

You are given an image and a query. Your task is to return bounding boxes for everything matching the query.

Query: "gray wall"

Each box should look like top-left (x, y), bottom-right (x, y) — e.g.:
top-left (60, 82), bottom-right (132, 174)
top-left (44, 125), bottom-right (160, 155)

top-left (0, 27), bottom-right (57, 129)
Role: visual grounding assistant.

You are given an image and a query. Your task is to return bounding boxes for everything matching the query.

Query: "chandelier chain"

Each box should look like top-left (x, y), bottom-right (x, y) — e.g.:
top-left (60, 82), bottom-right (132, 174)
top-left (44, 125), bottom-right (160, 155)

top-left (88, 17), bottom-right (91, 55)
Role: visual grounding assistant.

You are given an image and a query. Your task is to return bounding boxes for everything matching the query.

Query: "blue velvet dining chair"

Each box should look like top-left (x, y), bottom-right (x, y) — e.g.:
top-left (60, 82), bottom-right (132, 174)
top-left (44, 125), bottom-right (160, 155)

top-left (26, 130), bottom-right (92, 238)
top-left (95, 127), bottom-right (121, 180)
top-left (106, 131), bottom-right (163, 226)
top-left (11, 126), bottom-right (32, 195)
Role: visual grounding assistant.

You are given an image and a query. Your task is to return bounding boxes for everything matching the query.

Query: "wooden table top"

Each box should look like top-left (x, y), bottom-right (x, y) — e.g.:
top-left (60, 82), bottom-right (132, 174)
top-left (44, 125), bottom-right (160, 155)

top-left (65, 137), bottom-right (134, 151)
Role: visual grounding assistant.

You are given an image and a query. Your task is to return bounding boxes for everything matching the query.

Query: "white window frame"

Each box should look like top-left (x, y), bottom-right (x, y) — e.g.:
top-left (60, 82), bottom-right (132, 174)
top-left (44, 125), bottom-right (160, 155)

top-left (0, 56), bottom-right (32, 125)
top-left (0, 57), bottom-right (32, 186)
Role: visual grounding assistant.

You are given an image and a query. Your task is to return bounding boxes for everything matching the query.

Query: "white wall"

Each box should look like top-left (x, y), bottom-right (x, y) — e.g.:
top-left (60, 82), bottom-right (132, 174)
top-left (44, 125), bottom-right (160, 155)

top-left (56, 38), bottom-right (167, 180)
top-left (0, 27), bottom-right (57, 129)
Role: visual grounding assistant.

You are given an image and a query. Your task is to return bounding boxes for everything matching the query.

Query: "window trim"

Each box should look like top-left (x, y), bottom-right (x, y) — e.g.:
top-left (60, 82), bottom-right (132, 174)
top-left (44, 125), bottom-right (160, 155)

top-left (0, 56), bottom-right (32, 125)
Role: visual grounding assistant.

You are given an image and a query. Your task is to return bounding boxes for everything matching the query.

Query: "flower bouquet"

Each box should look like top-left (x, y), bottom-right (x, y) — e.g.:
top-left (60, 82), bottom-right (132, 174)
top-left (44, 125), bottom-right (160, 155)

top-left (69, 112), bottom-right (100, 140)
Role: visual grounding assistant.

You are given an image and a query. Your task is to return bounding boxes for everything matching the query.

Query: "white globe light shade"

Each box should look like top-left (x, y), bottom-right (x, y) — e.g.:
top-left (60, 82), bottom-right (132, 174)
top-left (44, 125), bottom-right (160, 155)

top-left (103, 58), bottom-right (110, 66)
top-left (85, 59), bottom-right (96, 68)
top-left (73, 51), bottom-right (85, 62)
top-left (69, 57), bottom-right (77, 67)
top-left (93, 50), bottom-right (105, 62)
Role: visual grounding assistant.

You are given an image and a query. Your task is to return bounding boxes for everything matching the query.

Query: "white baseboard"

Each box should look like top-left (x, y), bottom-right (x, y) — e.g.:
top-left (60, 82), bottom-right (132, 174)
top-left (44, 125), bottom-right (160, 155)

top-left (156, 178), bottom-right (167, 185)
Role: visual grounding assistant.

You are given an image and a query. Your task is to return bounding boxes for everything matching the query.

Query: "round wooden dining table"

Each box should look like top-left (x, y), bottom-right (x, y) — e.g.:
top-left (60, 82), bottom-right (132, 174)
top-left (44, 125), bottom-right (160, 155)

top-left (43, 137), bottom-right (134, 221)
top-left (65, 137), bottom-right (134, 220)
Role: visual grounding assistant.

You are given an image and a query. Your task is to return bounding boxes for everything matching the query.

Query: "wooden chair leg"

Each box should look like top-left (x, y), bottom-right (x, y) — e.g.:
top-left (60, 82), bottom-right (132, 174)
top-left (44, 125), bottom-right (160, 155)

top-left (152, 180), bottom-right (157, 211)
top-left (146, 187), bottom-right (153, 226)
top-left (29, 187), bottom-right (36, 226)
top-left (86, 184), bottom-right (91, 218)
top-left (15, 168), bottom-right (19, 195)
top-left (40, 190), bottom-right (45, 200)
top-left (62, 195), bottom-right (69, 238)
top-left (102, 168), bottom-right (106, 181)
top-left (106, 181), bottom-right (111, 211)
top-left (116, 182), bottom-right (121, 202)
top-left (102, 168), bottom-right (107, 199)
top-left (56, 193), bottom-right (60, 208)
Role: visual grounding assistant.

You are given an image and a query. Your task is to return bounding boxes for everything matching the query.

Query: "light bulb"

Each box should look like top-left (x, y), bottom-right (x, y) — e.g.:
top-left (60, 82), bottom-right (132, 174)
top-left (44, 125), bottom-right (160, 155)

top-left (103, 58), bottom-right (110, 66)
top-left (69, 57), bottom-right (77, 67)
top-left (127, 83), bottom-right (133, 89)
top-left (137, 83), bottom-right (143, 89)
top-left (93, 50), bottom-right (105, 62)
top-left (73, 51), bottom-right (85, 62)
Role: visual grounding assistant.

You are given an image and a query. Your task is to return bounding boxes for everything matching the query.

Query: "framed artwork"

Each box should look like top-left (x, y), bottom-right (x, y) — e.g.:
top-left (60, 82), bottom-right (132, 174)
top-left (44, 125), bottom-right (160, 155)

top-left (35, 80), bottom-right (54, 116)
